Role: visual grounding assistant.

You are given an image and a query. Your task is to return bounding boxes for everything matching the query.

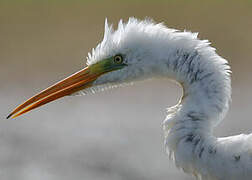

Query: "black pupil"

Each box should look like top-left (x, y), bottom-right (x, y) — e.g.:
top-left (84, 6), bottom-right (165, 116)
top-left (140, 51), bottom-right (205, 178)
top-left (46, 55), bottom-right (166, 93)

top-left (115, 56), bottom-right (122, 62)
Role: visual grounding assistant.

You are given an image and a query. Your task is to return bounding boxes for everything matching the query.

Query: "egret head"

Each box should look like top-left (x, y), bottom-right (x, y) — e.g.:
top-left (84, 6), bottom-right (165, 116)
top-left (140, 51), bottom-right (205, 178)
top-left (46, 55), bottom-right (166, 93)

top-left (88, 18), bottom-right (170, 87)
top-left (88, 17), bottom-right (197, 87)
top-left (8, 18), bottom-right (172, 118)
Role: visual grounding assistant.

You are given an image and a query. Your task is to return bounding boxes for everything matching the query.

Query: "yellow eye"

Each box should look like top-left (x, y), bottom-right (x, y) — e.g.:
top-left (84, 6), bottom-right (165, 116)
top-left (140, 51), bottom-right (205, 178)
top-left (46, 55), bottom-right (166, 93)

top-left (113, 55), bottom-right (123, 64)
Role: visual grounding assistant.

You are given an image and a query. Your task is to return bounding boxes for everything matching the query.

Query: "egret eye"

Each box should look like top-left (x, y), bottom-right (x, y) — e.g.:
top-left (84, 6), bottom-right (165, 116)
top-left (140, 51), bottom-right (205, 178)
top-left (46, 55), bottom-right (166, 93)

top-left (113, 55), bottom-right (123, 64)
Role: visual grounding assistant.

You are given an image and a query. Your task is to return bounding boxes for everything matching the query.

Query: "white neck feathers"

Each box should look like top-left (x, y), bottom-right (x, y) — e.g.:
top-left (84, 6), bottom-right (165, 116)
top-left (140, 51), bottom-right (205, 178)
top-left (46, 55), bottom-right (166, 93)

top-left (162, 40), bottom-right (231, 179)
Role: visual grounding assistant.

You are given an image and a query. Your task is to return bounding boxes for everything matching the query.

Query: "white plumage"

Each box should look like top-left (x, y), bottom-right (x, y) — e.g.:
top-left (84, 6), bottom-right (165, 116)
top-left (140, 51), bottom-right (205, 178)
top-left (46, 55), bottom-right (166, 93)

top-left (86, 18), bottom-right (252, 180)
top-left (8, 17), bottom-right (252, 180)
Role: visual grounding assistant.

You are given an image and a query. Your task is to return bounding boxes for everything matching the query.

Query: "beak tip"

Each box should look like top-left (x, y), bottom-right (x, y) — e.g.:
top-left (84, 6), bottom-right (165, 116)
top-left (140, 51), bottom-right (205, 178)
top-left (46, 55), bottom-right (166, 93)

top-left (6, 114), bottom-right (12, 119)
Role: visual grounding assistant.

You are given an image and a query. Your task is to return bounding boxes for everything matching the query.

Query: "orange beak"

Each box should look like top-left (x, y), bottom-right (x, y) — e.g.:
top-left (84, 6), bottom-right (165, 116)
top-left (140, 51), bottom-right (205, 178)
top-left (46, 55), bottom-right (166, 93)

top-left (7, 56), bottom-right (127, 119)
top-left (7, 66), bottom-right (103, 119)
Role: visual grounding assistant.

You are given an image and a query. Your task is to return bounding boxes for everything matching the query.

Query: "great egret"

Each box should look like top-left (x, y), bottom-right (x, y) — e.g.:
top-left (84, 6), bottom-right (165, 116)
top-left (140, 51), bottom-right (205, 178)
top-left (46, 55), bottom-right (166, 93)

top-left (7, 18), bottom-right (252, 180)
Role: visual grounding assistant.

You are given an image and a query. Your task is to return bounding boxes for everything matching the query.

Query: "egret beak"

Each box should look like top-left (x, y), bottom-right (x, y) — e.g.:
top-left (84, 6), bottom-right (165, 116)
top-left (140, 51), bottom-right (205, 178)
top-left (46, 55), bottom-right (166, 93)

top-left (7, 58), bottom-right (126, 119)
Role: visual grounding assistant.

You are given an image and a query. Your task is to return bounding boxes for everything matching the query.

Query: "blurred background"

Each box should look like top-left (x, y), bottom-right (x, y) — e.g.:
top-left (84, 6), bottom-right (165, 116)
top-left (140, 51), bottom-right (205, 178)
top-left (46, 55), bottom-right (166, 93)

top-left (1, 0), bottom-right (252, 179)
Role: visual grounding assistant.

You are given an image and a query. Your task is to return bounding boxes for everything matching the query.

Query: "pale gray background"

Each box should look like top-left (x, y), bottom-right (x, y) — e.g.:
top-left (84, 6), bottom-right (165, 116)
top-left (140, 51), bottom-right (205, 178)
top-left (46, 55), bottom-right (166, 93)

top-left (1, 0), bottom-right (252, 179)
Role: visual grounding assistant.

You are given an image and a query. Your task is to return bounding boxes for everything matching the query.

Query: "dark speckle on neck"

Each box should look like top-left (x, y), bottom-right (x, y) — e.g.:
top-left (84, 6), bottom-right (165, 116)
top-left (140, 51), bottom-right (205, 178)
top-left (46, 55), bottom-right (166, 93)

top-left (185, 134), bottom-right (195, 142)
top-left (208, 146), bottom-right (217, 155)
top-left (199, 147), bottom-right (205, 158)
top-left (234, 155), bottom-right (241, 162)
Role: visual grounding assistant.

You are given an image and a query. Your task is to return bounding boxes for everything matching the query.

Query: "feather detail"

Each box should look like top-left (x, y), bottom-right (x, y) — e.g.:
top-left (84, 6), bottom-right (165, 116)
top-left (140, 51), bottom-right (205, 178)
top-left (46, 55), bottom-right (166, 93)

top-left (84, 17), bottom-right (252, 180)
